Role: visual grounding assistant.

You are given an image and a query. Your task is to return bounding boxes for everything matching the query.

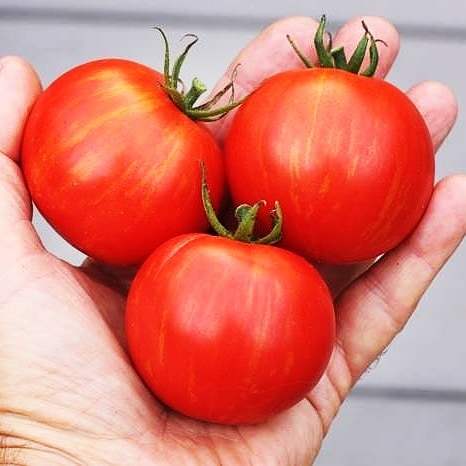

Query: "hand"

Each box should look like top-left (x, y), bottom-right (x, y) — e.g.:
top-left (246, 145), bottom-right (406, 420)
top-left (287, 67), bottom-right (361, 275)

top-left (1, 16), bottom-right (465, 465)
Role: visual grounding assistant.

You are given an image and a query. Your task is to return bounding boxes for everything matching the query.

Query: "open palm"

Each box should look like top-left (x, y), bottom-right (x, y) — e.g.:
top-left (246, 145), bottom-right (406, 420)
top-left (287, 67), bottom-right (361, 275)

top-left (1, 16), bottom-right (465, 465)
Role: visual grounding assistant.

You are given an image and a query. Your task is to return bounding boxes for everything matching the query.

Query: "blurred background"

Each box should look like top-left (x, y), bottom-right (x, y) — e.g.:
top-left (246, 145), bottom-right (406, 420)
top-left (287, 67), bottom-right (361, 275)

top-left (1, 1), bottom-right (465, 464)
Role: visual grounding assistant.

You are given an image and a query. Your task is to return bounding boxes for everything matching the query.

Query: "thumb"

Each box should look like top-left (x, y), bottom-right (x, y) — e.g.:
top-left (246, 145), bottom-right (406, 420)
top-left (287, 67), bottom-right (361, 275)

top-left (0, 154), bottom-right (44, 262)
top-left (0, 56), bottom-right (43, 260)
top-left (0, 56), bottom-right (42, 161)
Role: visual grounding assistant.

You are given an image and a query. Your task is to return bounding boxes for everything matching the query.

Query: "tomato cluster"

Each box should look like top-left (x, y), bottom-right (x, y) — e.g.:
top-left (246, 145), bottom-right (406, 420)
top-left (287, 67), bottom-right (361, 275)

top-left (21, 17), bottom-right (434, 425)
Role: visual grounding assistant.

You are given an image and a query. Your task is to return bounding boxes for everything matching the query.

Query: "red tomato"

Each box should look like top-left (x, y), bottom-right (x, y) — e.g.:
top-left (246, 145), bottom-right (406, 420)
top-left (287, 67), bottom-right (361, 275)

top-left (125, 232), bottom-right (335, 425)
top-left (21, 58), bottom-right (225, 265)
top-left (224, 68), bottom-right (434, 264)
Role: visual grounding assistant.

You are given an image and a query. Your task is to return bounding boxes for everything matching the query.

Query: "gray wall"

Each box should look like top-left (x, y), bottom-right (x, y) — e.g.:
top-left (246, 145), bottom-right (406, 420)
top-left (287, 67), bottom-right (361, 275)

top-left (1, 2), bottom-right (465, 464)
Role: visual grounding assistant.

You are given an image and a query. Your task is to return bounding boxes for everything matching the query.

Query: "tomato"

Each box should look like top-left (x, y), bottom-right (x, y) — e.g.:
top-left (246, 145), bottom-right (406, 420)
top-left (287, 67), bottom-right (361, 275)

top-left (20, 28), bottom-right (243, 266)
top-left (125, 232), bottom-right (335, 425)
top-left (21, 57), bottom-right (226, 265)
top-left (224, 20), bottom-right (434, 264)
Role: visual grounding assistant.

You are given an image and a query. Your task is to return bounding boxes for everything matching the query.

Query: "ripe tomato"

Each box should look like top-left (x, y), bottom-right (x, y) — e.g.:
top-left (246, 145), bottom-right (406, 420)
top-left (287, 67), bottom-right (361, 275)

top-left (125, 232), bottom-right (335, 425)
top-left (224, 21), bottom-right (434, 264)
top-left (21, 57), bottom-right (225, 265)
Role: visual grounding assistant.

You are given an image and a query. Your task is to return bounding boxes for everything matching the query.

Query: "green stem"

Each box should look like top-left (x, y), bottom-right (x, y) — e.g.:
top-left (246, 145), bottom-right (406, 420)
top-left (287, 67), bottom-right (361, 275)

top-left (200, 162), bottom-right (282, 245)
top-left (314, 15), bottom-right (334, 68)
top-left (201, 163), bottom-right (233, 239)
top-left (233, 203), bottom-right (263, 242)
top-left (184, 78), bottom-right (207, 110)
top-left (254, 202), bottom-right (283, 245)
top-left (286, 34), bottom-right (314, 68)
top-left (155, 27), bottom-right (243, 121)
top-left (331, 46), bottom-right (348, 69)
top-left (288, 15), bottom-right (385, 77)
top-left (346, 32), bottom-right (369, 74)
top-left (172, 34), bottom-right (198, 86)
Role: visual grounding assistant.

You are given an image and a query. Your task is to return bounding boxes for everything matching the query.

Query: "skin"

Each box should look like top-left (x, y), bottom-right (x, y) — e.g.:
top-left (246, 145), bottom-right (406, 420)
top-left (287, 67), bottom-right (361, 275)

top-left (0, 15), bottom-right (465, 465)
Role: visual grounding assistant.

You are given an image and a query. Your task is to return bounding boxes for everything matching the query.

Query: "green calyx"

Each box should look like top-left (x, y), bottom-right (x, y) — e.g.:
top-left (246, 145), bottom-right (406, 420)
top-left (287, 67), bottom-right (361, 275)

top-left (156, 27), bottom-right (242, 121)
top-left (201, 163), bottom-right (283, 245)
top-left (287, 15), bottom-right (387, 77)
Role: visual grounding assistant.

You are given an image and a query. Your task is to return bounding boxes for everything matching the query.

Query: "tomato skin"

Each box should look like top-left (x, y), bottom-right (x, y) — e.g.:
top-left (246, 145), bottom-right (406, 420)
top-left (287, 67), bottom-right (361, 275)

top-left (224, 68), bottom-right (434, 264)
top-left (21, 59), bottom-right (225, 265)
top-left (125, 233), bottom-right (335, 425)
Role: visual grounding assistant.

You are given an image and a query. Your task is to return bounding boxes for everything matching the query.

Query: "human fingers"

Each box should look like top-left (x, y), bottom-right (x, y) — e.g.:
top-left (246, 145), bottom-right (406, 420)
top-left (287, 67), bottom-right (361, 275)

top-left (331, 173), bottom-right (466, 394)
top-left (0, 57), bottom-right (43, 260)
top-left (407, 80), bottom-right (458, 152)
top-left (0, 56), bottom-right (42, 162)
top-left (0, 157), bottom-right (41, 264)
top-left (209, 15), bottom-right (400, 142)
